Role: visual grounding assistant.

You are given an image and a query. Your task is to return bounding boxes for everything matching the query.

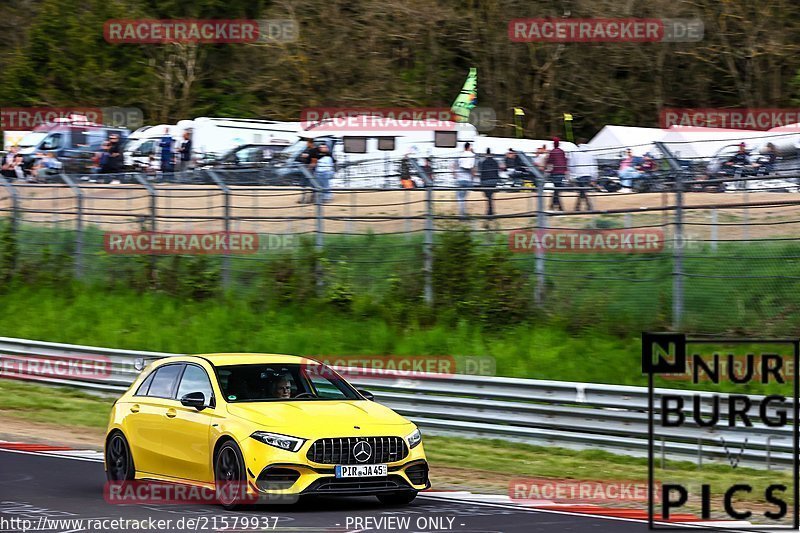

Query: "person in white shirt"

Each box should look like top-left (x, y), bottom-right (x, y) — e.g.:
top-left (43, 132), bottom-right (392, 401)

top-left (314, 144), bottom-right (335, 202)
top-left (455, 142), bottom-right (475, 218)
top-left (569, 140), bottom-right (599, 211)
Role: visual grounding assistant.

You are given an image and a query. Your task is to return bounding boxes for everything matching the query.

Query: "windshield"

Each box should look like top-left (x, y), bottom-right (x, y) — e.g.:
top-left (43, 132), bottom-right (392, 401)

top-left (17, 131), bottom-right (48, 148)
top-left (216, 363), bottom-right (361, 402)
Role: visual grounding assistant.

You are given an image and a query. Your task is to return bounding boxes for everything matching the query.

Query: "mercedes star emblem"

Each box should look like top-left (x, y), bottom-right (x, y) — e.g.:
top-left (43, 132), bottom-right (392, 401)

top-left (353, 440), bottom-right (372, 463)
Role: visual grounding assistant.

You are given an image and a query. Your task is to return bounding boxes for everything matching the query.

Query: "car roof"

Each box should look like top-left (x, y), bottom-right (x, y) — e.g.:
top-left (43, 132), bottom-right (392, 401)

top-left (158, 353), bottom-right (322, 367)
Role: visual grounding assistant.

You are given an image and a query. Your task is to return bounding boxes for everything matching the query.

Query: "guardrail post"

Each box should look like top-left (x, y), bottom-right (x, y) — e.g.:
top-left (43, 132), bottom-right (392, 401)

top-left (655, 142), bottom-right (684, 331)
top-left (411, 159), bottom-right (434, 305)
top-left (60, 174), bottom-right (84, 279)
top-left (209, 171), bottom-right (231, 289)
top-left (518, 153), bottom-right (547, 307)
top-left (697, 438), bottom-right (702, 469)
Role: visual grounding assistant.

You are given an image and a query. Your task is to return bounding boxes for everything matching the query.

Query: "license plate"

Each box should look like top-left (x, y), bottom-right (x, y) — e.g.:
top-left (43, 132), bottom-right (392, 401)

top-left (335, 464), bottom-right (388, 478)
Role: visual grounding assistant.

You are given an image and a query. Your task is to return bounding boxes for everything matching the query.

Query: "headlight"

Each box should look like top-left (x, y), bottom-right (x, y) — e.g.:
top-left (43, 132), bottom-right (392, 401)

top-left (250, 431), bottom-right (306, 452)
top-left (405, 428), bottom-right (422, 449)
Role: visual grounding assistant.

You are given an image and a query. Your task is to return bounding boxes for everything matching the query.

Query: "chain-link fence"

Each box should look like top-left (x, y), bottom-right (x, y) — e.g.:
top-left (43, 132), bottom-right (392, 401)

top-left (1, 148), bottom-right (800, 335)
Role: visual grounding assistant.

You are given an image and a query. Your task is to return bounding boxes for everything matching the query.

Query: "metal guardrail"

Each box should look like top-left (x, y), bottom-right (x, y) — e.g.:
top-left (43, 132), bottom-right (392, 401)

top-left (0, 336), bottom-right (794, 469)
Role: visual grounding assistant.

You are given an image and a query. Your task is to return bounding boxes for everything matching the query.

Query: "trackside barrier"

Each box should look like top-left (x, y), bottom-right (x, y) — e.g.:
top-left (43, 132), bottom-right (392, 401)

top-left (0, 336), bottom-right (794, 469)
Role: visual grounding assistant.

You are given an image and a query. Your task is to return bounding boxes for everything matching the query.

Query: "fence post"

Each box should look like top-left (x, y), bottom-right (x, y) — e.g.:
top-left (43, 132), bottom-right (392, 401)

top-left (411, 159), bottom-right (434, 305)
top-left (0, 176), bottom-right (20, 275)
top-left (299, 166), bottom-right (324, 292)
top-left (710, 209), bottom-right (718, 252)
top-left (518, 153), bottom-right (547, 307)
top-left (655, 141), bottom-right (684, 331)
top-left (208, 171), bottom-right (231, 289)
top-left (60, 174), bottom-right (84, 279)
top-left (0, 176), bottom-right (20, 233)
top-left (133, 173), bottom-right (157, 231)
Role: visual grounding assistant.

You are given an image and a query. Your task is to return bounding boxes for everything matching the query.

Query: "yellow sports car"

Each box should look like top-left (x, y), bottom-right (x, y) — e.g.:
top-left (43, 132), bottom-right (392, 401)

top-left (105, 354), bottom-right (429, 508)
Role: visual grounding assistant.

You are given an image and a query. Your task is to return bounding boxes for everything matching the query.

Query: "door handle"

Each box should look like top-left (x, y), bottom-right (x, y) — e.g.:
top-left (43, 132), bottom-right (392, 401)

top-left (130, 404), bottom-right (140, 413)
top-left (165, 408), bottom-right (177, 418)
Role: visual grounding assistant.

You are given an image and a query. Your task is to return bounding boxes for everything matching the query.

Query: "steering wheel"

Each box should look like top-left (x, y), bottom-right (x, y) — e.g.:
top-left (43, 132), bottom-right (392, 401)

top-left (293, 392), bottom-right (316, 399)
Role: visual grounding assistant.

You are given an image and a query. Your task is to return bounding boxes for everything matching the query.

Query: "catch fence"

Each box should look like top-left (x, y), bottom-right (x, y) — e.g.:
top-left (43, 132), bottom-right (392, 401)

top-left (1, 149), bottom-right (800, 334)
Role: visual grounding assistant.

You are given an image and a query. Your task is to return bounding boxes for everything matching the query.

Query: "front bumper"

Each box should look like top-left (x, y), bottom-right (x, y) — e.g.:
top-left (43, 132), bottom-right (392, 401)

top-left (240, 437), bottom-right (429, 497)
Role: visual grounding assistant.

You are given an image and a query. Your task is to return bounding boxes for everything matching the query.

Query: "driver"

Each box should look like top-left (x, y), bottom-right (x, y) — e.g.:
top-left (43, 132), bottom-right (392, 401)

top-left (271, 375), bottom-right (293, 399)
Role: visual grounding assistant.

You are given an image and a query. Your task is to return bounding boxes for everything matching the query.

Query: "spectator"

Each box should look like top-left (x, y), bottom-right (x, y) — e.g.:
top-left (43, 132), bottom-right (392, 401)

top-left (503, 148), bottom-right (517, 172)
top-left (31, 152), bottom-right (62, 181)
top-left (569, 139), bottom-right (598, 211)
top-left (503, 148), bottom-right (527, 185)
top-left (722, 143), bottom-right (757, 176)
top-left (178, 131), bottom-right (193, 177)
top-left (1, 145), bottom-right (19, 178)
top-left (545, 138), bottom-right (568, 211)
top-left (618, 149), bottom-right (640, 188)
top-left (297, 138), bottom-right (320, 204)
top-left (105, 133), bottom-right (124, 175)
top-left (94, 141), bottom-right (111, 174)
top-left (759, 143), bottom-right (777, 175)
top-left (456, 142), bottom-right (475, 218)
top-left (315, 143), bottom-right (335, 202)
top-left (11, 154), bottom-right (25, 181)
top-left (479, 148), bottom-right (500, 223)
top-left (534, 145), bottom-right (548, 170)
top-left (399, 148), bottom-right (416, 188)
top-left (640, 153), bottom-right (657, 174)
top-left (159, 128), bottom-right (174, 174)
top-left (420, 157), bottom-right (434, 186)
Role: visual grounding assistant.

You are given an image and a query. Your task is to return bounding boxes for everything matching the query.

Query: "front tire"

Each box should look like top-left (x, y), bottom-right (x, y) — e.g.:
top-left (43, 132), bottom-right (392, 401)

top-left (105, 431), bottom-right (135, 482)
top-left (377, 491), bottom-right (417, 506)
top-left (214, 440), bottom-right (247, 510)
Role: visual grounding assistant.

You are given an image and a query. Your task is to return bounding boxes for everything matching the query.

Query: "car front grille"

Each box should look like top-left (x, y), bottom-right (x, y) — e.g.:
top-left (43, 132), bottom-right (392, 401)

top-left (306, 437), bottom-right (408, 465)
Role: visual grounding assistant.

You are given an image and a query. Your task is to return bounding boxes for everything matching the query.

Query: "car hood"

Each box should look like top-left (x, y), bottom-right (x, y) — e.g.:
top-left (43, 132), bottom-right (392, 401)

top-left (226, 400), bottom-right (411, 436)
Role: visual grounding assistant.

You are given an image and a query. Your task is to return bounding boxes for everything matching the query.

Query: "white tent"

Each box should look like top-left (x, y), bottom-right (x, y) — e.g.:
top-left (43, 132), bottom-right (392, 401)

top-left (659, 126), bottom-right (770, 161)
top-left (585, 125), bottom-right (665, 159)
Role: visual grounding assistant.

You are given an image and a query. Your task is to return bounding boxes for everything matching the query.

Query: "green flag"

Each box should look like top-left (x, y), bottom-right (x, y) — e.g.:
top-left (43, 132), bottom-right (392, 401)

top-left (450, 68), bottom-right (477, 122)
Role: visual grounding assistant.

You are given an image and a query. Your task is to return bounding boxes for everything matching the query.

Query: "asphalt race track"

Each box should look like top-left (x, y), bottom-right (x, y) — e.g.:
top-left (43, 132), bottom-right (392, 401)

top-left (0, 449), bottom-right (676, 533)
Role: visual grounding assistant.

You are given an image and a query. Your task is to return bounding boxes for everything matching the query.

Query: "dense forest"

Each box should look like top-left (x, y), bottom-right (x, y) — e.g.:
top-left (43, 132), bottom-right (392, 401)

top-left (1, 0), bottom-right (800, 139)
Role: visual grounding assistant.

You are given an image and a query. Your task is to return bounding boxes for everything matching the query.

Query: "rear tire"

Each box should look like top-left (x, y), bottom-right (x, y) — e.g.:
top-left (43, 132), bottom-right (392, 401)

top-left (214, 440), bottom-right (247, 510)
top-left (105, 431), bottom-right (135, 482)
top-left (377, 491), bottom-right (417, 506)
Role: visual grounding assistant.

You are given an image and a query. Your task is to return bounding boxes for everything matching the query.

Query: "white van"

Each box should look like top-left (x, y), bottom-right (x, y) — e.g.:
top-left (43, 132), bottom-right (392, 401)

top-left (123, 124), bottom-right (179, 170)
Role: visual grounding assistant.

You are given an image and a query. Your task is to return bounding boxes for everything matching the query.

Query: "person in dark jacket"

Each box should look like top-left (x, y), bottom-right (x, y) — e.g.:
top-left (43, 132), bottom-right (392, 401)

top-left (479, 148), bottom-right (500, 221)
top-left (104, 134), bottom-right (124, 175)
top-left (159, 128), bottom-right (174, 173)
top-left (545, 138), bottom-right (568, 211)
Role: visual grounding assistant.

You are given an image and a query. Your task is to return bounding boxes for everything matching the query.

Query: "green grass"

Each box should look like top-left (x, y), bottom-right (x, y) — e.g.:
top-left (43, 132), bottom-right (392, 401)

top-left (0, 378), bottom-right (113, 428)
top-left (0, 284), bottom-right (645, 384)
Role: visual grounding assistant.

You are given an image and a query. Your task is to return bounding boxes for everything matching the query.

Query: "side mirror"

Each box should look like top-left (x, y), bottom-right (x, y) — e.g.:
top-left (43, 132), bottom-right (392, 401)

top-left (357, 389), bottom-right (375, 401)
top-left (180, 391), bottom-right (207, 410)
